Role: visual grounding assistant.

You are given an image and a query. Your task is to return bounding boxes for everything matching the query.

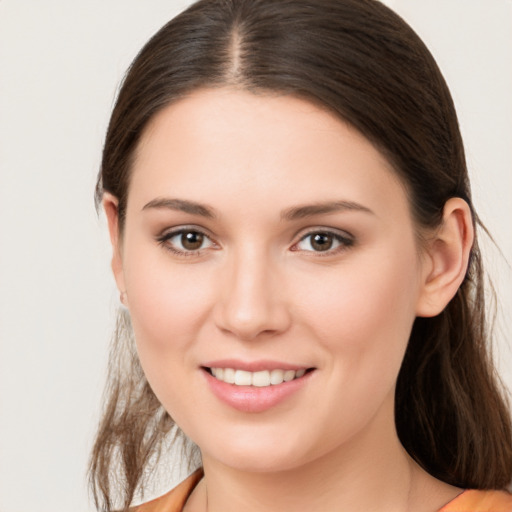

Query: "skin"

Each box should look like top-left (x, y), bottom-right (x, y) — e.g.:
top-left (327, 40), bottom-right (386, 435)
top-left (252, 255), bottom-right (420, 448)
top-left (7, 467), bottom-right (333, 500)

top-left (104, 88), bottom-right (474, 512)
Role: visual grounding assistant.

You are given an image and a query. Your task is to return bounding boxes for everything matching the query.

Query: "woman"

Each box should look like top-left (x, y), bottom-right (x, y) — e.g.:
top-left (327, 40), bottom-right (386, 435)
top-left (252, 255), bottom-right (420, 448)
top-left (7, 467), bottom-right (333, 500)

top-left (89, 0), bottom-right (512, 511)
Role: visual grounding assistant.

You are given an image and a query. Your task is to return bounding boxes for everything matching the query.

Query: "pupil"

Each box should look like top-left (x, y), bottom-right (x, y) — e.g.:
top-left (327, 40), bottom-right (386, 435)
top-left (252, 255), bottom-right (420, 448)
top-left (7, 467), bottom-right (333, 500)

top-left (311, 233), bottom-right (333, 251)
top-left (182, 231), bottom-right (203, 250)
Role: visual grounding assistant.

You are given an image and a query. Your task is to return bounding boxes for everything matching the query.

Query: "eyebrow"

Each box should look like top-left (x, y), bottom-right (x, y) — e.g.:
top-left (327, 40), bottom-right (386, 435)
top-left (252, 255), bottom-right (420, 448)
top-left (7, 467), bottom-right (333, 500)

top-left (280, 200), bottom-right (374, 221)
top-left (141, 197), bottom-right (374, 221)
top-left (142, 198), bottom-right (216, 218)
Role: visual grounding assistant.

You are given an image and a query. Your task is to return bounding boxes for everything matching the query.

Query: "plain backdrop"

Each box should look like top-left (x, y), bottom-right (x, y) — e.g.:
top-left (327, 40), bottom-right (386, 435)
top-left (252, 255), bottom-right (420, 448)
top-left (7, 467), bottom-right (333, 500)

top-left (0, 1), bottom-right (510, 511)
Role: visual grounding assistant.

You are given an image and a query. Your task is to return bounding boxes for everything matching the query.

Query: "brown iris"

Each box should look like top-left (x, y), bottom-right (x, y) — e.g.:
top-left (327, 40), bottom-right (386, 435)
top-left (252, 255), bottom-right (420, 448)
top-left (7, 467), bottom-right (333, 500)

top-left (181, 231), bottom-right (204, 250)
top-left (310, 233), bottom-right (334, 251)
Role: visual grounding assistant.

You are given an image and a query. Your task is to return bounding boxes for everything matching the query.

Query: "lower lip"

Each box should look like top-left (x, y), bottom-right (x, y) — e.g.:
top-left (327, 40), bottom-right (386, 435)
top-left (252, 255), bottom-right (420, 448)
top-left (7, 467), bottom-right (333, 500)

top-left (203, 369), bottom-right (314, 413)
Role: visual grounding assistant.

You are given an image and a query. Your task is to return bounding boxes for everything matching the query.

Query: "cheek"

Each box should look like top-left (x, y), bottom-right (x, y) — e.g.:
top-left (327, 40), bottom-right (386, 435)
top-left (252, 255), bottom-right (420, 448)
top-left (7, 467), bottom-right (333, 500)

top-left (286, 252), bottom-right (421, 449)
top-left (121, 244), bottom-right (216, 383)
top-left (124, 235), bottom-right (210, 326)
top-left (124, 266), bottom-right (217, 426)
top-left (295, 247), bottom-right (421, 382)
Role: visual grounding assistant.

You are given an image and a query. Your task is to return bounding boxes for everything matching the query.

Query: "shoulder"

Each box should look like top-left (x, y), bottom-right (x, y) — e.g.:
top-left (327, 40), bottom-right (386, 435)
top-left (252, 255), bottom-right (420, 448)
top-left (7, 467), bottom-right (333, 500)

top-left (439, 489), bottom-right (512, 512)
top-left (130, 469), bottom-right (204, 512)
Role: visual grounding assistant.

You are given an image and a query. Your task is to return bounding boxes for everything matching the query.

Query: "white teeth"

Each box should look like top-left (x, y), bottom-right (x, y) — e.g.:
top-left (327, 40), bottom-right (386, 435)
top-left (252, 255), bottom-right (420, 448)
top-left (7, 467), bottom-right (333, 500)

top-left (210, 367), bottom-right (308, 387)
top-left (252, 370), bottom-right (270, 387)
top-left (234, 370), bottom-right (252, 386)
top-left (212, 368), bottom-right (224, 379)
top-left (223, 368), bottom-right (236, 384)
top-left (269, 369), bottom-right (284, 385)
top-left (283, 370), bottom-right (296, 382)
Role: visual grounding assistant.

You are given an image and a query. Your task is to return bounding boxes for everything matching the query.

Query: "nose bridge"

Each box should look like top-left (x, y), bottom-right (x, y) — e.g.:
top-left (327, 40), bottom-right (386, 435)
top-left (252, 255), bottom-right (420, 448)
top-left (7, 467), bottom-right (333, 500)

top-left (215, 242), bottom-right (289, 340)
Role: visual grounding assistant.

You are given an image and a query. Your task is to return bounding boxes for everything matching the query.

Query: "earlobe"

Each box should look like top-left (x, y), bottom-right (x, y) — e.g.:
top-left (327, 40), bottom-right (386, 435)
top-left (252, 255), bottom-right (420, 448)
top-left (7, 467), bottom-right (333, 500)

top-left (102, 193), bottom-right (127, 303)
top-left (416, 198), bottom-right (474, 318)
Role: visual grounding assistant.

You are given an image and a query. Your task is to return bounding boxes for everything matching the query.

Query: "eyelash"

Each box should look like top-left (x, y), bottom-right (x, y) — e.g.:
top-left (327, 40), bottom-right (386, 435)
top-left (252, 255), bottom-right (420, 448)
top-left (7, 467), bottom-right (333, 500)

top-left (156, 227), bottom-right (216, 257)
top-left (292, 229), bottom-right (355, 256)
top-left (156, 227), bottom-right (355, 257)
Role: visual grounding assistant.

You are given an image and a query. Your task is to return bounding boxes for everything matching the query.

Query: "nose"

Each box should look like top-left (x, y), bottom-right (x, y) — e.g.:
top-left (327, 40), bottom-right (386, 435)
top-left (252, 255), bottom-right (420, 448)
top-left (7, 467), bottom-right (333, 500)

top-left (213, 247), bottom-right (291, 341)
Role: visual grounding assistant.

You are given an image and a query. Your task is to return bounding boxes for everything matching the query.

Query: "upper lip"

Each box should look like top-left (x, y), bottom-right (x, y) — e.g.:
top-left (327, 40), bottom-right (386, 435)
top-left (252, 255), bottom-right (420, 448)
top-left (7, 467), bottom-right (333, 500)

top-left (202, 359), bottom-right (312, 372)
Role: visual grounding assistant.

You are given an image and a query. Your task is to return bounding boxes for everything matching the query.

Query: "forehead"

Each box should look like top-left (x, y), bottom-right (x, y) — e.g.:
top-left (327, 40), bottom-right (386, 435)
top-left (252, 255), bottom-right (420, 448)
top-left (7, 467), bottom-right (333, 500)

top-left (129, 88), bottom-right (408, 219)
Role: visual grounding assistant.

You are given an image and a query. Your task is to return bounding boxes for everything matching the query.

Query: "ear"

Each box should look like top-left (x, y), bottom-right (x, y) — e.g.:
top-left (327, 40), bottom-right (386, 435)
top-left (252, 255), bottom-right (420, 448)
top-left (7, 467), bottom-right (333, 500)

top-left (103, 193), bottom-right (127, 306)
top-left (416, 197), bottom-right (474, 317)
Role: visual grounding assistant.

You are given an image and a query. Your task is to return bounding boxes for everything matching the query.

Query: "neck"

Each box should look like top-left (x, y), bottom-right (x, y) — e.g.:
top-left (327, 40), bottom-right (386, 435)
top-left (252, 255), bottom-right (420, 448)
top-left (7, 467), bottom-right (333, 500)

top-left (186, 395), bottom-right (457, 512)
top-left (202, 439), bottom-right (414, 512)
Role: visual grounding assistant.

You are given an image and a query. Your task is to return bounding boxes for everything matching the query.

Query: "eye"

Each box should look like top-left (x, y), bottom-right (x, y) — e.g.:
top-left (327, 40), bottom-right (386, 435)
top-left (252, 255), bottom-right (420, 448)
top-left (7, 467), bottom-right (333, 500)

top-left (293, 230), bottom-right (354, 253)
top-left (157, 228), bottom-right (216, 255)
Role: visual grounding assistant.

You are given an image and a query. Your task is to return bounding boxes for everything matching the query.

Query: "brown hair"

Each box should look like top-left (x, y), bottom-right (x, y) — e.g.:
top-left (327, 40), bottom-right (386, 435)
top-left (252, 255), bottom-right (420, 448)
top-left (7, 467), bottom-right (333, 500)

top-left (90, 0), bottom-right (512, 510)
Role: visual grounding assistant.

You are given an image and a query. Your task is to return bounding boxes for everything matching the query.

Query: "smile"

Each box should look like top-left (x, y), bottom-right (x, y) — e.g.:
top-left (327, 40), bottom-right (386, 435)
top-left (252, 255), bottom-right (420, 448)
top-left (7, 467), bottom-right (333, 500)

top-left (203, 365), bottom-right (315, 412)
top-left (209, 367), bottom-right (307, 387)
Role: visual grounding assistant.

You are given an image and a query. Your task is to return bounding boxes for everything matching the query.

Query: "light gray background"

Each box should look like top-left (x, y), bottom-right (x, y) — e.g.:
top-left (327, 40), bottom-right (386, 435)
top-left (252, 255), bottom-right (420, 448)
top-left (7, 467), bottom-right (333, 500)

top-left (0, 1), bottom-right (510, 511)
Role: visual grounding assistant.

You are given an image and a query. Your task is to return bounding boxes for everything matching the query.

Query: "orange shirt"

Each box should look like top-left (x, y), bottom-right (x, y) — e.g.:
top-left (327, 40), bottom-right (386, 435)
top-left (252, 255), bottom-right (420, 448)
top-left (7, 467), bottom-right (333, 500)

top-left (439, 489), bottom-right (512, 512)
top-left (134, 470), bottom-right (512, 512)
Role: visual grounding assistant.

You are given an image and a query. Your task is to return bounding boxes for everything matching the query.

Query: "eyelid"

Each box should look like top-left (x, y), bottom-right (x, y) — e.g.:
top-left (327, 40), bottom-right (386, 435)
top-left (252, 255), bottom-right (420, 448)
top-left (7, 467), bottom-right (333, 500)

top-left (155, 224), bottom-right (354, 257)
top-left (293, 225), bottom-right (355, 241)
top-left (157, 223), bottom-right (212, 238)
top-left (290, 227), bottom-right (355, 254)
top-left (156, 225), bottom-right (219, 256)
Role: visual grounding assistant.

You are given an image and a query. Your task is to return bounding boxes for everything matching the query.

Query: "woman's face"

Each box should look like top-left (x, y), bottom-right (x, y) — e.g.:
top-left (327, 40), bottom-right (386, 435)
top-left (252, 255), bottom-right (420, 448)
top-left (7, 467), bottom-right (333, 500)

top-left (110, 89), bottom-right (431, 472)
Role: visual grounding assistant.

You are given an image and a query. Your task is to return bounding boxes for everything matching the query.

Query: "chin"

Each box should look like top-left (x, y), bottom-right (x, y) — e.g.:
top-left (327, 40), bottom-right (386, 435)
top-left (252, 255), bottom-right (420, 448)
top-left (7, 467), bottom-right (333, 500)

top-left (195, 421), bottom-right (335, 474)
top-left (209, 447), bottom-right (309, 474)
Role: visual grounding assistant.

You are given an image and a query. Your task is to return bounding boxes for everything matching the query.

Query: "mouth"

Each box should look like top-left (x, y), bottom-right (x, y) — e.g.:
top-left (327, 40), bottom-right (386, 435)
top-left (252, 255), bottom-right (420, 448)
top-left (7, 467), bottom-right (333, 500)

top-left (203, 367), bottom-right (314, 387)
top-left (201, 361), bottom-right (316, 412)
